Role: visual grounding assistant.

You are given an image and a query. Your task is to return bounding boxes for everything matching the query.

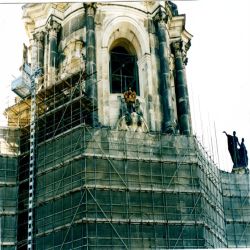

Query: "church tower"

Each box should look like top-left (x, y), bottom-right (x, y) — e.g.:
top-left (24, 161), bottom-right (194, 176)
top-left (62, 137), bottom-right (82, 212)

top-left (13, 1), bottom-right (193, 135)
top-left (3, 2), bottom-right (234, 249)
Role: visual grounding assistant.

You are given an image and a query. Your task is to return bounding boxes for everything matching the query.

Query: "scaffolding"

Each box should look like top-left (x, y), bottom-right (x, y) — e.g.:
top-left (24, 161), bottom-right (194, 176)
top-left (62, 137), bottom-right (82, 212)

top-left (5, 66), bottom-right (229, 249)
top-left (31, 127), bottom-right (227, 249)
top-left (0, 127), bottom-right (19, 250)
top-left (1, 2), bottom-right (249, 247)
top-left (221, 171), bottom-right (250, 248)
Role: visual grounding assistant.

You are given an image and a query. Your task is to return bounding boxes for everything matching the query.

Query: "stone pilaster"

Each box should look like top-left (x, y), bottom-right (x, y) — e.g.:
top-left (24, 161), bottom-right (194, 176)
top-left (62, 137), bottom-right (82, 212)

top-left (154, 8), bottom-right (175, 133)
top-left (33, 31), bottom-right (44, 69)
top-left (84, 3), bottom-right (99, 127)
top-left (43, 33), bottom-right (49, 84)
top-left (171, 40), bottom-right (192, 135)
top-left (30, 38), bottom-right (38, 72)
top-left (137, 54), bottom-right (155, 131)
top-left (46, 18), bottom-right (60, 87)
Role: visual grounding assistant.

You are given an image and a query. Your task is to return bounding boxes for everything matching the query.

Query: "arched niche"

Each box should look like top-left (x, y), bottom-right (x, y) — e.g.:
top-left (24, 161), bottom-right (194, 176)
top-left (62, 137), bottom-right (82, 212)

top-left (102, 16), bottom-right (150, 57)
top-left (99, 15), bottom-right (152, 128)
top-left (109, 40), bottom-right (139, 95)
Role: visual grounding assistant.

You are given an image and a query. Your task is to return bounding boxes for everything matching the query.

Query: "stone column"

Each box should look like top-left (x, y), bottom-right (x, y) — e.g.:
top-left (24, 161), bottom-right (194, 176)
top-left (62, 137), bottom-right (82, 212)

top-left (171, 40), bottom-right (192, 135)
top-left (154, 9), bottom-right (175, 133)
top-left (46, 18), bottom-right (60, 87)
top-left (84, 3), bottom-right (99, 127)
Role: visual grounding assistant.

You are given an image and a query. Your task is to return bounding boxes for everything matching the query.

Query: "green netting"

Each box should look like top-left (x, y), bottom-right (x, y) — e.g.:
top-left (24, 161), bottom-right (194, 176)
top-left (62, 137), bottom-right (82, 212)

top-left (221, 172), bottom-right (250, 248)
top-left (33, 128), bottom-right (227, 249)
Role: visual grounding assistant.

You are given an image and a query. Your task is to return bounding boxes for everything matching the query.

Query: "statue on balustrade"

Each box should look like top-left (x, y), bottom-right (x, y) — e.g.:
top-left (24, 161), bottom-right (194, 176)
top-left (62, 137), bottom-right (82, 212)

top-left (223, 131), bottom-right (248, 168)
top-left (223, 131), bottom-right (240, 167)
top-left (239, 138), bottom-right (248, 167)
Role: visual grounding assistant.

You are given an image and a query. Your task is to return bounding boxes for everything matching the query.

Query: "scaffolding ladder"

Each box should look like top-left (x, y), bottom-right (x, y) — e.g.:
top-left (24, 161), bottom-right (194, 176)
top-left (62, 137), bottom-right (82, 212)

top-left (27, 67), bottom-right (42, 250)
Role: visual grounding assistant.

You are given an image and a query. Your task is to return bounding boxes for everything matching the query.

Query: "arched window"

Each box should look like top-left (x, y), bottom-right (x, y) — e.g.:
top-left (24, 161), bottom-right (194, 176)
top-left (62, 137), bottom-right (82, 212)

top-left (110, 46), bottom-right (139, 95)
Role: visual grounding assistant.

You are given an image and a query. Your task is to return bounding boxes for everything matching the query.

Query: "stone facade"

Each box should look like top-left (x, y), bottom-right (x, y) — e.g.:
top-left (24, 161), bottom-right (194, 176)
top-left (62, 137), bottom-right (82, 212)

top-left (21, 1), bottom-right (192, 134)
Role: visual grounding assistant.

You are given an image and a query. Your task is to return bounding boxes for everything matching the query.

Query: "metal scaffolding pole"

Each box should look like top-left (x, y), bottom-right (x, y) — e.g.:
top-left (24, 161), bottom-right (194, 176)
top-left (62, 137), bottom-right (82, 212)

top-left (27, 66), bottom-right (42, 250)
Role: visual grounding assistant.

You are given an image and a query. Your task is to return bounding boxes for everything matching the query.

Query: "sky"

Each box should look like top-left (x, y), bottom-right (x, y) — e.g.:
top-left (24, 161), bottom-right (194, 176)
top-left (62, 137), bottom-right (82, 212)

top-left (0, 1), bottom-right (250, 172)
top-left (177, 0), bottom-right (250, 171)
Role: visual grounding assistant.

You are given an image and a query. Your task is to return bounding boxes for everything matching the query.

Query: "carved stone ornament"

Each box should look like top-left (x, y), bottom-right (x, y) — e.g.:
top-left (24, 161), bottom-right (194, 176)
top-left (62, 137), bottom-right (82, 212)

top-left (84, 3), bottom-right (97, 16)
top-left (46, 18), bottom-right (61, 35)
top-left (33, 31), bottom-right (44, 43)
top-left (172, 40), bottom-right (191, 64)
top-left (185, 40), bottom-right (191, 53)
top-left (153, 7), bottom-right (168, 24)
top-left (167, 1), bottom-right (178, 16)
top-left (124, 88), bottom-right (136, 104)
top-left (144, 1), bottom-right (155, 7)
top-left (117, 97), bottom-right (148, 133)
top-left (171, 40), bottom-right (183, 55)
top-left (169, 54), bottom-right (175, 73)
top-left (117, 112), bottom-right (149, 133)
top-left (22, 43), bottom-right (28, 64)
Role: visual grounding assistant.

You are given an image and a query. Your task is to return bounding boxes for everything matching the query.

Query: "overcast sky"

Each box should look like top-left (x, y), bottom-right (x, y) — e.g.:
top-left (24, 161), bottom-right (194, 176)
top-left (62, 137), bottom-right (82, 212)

top-left (0, 1), bottom-right (250, 172)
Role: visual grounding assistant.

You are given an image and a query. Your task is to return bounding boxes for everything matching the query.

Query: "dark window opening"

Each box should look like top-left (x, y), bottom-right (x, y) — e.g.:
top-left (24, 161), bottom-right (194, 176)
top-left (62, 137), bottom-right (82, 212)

top-left (110, 46), bottom-right (139, 95)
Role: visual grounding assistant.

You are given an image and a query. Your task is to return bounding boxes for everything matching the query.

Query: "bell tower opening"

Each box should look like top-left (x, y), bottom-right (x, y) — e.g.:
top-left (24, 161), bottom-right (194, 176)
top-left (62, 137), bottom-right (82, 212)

top-left (110, 45), bottom-right (139, 95)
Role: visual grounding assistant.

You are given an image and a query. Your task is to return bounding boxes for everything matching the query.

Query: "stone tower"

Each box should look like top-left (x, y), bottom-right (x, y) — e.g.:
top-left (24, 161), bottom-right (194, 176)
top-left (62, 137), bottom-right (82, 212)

top-left (16, 1), bottom-right (192, 135)
top-left (5, 1), bottom-right (249, 250)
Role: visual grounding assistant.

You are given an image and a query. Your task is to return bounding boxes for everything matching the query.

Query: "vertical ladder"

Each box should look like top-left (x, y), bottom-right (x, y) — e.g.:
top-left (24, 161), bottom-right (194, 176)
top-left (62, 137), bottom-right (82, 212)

top-left (27, 67), bottom-right (41, 250)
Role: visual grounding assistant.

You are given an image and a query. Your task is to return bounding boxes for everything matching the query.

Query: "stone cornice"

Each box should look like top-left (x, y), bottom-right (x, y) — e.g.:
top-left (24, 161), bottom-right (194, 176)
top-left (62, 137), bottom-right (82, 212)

top-left (23, 3), bottom-right (68, 19)
top-left (169, 14), bottom-right (192, 59)
top-left (169, 15), bottom-right (186, 39)
top-left (23, 3), bottom-right (64, 39)
top-left (181, 29), bottom-right (193, 45)
top-left (22, 3), bottom-right (51, 20)
top-left (169, 15), bottom-right (192, 40)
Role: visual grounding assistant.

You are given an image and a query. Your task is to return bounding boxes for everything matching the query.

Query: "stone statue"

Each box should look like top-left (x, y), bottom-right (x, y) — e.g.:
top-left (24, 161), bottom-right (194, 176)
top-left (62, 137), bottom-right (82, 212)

top-left (168, 1), bottom-right (178, 16)
top-left (119, 87), bottom-right (144, 128)
top-left (123, 87), bottom-right (136, 126)
top-left (124, 87), bottom-right (136, 113)
top-left (223, 131), bottom-right (240, 167)
top-left (239, 138), bottom-right (248, 167)
top-left (23, 43), bottom-right (28, 64)
top-left (134, 99), bottom-right (143, 126)
top-left (119, 97), bottom-right (127, 118)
